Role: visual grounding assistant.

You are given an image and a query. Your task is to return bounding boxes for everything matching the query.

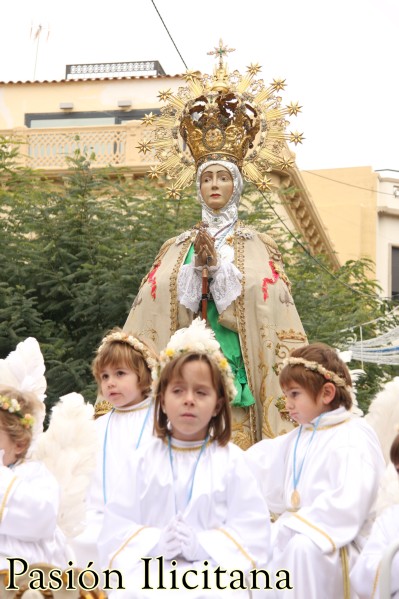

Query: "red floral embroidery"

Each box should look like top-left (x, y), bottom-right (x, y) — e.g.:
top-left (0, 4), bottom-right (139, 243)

top-left (262, 261), bottom-right (279, 300)
top-left (148, 263), bottom-right (160, 300)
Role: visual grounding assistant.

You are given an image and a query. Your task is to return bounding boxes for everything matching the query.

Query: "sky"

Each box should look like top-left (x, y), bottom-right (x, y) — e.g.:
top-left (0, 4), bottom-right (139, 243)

top-left (1, 0), bottom-right (398, 172)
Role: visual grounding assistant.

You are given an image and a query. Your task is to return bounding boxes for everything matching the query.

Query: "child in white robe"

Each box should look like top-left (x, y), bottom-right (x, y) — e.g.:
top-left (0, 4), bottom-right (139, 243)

top-left (0, 385), bottom-right (64, 570)
top-left (247, 342), bottom-right (385, 599)
top-left (351, 432), bottom-right (399, 598)
top-left (70, 328), bottom-right (158, 571)
top-left (99, 318), bottom-right (271, 599)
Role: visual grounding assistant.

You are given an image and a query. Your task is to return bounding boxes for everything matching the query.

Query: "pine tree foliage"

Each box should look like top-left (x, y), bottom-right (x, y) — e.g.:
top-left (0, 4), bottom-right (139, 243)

top-left (0, 137), bottom-right (397, 413)
top-left (0, 138), bottom-right (200, 408)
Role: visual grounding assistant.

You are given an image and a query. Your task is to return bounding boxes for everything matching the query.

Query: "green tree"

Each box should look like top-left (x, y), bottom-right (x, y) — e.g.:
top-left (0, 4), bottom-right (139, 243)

top-left (0, 139), bottom-right (200, 409)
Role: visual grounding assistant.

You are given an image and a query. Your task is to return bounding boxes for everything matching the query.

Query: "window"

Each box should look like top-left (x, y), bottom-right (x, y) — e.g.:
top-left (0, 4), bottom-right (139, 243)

top-left (30, 117), bottom-right (116, 128)
top-left (25, 109), bottom-right (159, 128)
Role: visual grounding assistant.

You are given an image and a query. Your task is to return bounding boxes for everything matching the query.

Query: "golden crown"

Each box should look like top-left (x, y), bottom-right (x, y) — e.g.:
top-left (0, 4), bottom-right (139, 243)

top-left (139, 40), bottom-right (303, 199)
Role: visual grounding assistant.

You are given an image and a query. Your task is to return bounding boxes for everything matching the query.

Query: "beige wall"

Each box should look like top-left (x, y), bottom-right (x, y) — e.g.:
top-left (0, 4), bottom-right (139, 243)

top-left (301, 167), bottom-right (378, 269)
top-left (0, 76), bottom-right (182, 129)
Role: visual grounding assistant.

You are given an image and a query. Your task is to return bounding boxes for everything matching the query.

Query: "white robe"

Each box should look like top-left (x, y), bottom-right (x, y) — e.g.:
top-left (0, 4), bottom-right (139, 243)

top-left (350, 504), bottom-right (399, 599)
top-left (99, 437), bottom-right (272, 598)
top-left (69, 396), bottom-right (154, 571)
top-left (0, 459), bottom-right (65, 570)
top-left (246, 408), bottom-right (385, 598)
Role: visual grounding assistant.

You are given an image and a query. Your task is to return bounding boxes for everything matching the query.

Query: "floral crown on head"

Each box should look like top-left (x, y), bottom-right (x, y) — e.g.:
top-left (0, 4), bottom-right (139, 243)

top-left (0, 394), bottom-right (35, 429)
top-left (283, 357), bottom-right (351, 389)
top-left (97, 330), bottom-right (158, 373)
top-left (153, 318), bottom-right (237, 403)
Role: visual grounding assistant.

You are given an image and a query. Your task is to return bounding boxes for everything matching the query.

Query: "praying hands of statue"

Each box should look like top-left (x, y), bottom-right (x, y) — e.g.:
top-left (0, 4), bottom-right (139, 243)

top-left (194, 228), bottom-right (217, 268)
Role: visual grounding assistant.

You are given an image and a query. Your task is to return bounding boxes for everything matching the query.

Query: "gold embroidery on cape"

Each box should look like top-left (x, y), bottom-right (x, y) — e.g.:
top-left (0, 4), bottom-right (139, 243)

top-left (273, 261), bottom-right (292, 293)
top-left (258, 348), bottom-right (275, 440)
top-left (233, 228), bottom-right (257, 446)
top-left (170, 237), bottom-right (192, 334)
top-left (142, 327), bottom-right (158, 344)
top-left (257, 232), bottom-right (282, 261)
top-left (275, 395), bottom-right (293, 423)
top-left (232, 431), bottom-right (252, 450)
top-left (248, 404), bottom-right (257, 445)
top-left (232, 411), bottom-right (253, 450)
top-left (234, 227), bottom-right (252, 391)
top-left (262, 395), bottom-right (276, 440)
top-left (277, 329), bottom-right (308, 342)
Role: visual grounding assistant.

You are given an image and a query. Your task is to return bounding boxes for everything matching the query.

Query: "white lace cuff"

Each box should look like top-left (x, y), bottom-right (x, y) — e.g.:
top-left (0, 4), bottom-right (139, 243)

top-left (192, 260), bottom-right (220, 273)
top-left (210, 262), bottom-right (242, 313)
top-left (177, 264), bottom-right (202, 312)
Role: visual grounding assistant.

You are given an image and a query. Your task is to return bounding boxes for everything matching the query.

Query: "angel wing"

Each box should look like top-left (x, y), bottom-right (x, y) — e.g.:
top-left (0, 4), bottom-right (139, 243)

top-left (0, 337), bottom-right (46, 400)
top-left (33, 392), bottom-right (99, 539)
top-left (364, 377), bottom-right (399, 514)
top-left (365, 376), bottom-right (399, 464)
top-left (0, 337), bottom-right (47, 439)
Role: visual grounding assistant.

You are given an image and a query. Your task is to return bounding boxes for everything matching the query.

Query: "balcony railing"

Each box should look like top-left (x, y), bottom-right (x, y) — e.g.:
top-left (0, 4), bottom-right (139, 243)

top-left (0, 122), bottom-right (154, 171)
top-left (66, 60), bottom-right (166, 79)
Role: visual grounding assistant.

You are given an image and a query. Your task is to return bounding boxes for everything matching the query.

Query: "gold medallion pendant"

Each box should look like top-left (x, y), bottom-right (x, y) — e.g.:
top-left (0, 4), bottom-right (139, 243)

top-left (291, 489), bottom-right (301, 510)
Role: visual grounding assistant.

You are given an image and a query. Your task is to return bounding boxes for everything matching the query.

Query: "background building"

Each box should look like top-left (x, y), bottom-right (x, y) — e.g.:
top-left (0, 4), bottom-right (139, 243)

top-left (302, 167), bottom-right (399, 300)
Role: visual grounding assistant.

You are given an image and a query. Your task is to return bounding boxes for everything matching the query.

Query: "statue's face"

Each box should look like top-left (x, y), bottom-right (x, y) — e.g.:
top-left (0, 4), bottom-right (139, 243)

top-left (200, 165), bottom-right (234, 210)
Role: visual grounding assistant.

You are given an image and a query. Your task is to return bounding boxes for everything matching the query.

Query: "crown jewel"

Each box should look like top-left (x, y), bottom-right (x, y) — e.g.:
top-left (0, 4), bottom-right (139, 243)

top-left (139, 39), bottom-right (303, 199)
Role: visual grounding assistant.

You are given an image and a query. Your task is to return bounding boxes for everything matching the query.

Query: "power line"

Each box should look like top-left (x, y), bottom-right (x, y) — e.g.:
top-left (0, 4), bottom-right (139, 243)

top-left (303, 169), bottom-right (396, 197)
top-left (150, 0), bottom-right (188, 70)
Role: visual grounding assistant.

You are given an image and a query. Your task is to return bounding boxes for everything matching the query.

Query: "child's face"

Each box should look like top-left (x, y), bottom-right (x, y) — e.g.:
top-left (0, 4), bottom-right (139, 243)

top-left (161, 359), bottom-right (220, 442)
top-left (0, 427), bottom-right (20, 467)
top-left (100, 364), bottom-right (144, 408)
top-left (282, 381), bottom-right (334, 425)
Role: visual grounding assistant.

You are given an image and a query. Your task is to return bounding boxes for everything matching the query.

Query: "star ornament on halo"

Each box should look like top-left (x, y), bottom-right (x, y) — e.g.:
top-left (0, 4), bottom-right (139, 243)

top-left (148, 166), bottom-right (161, 179)
top-left (166, 185), bottom-right (182, 200)
top-left (289, 131), bottom-right (305, 145)
top-left (157, 89), bottom-right (173, 102)
top-left (271, 78), bottom-right (286, 92)
top-left (246, 63), bottom-right (262, 77)
top-left (182, 70), bottom-right (202, 83)
top-left (287, 102), bottom-right (302, 116)
top-left (137, 141), bottom-right (152, 155)
top-left (279, 157), bottom-right (295, 170)
top-left (142, 112), bottom-right (156, 126)
top-left (257, 176), bottom-right (272, 191)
